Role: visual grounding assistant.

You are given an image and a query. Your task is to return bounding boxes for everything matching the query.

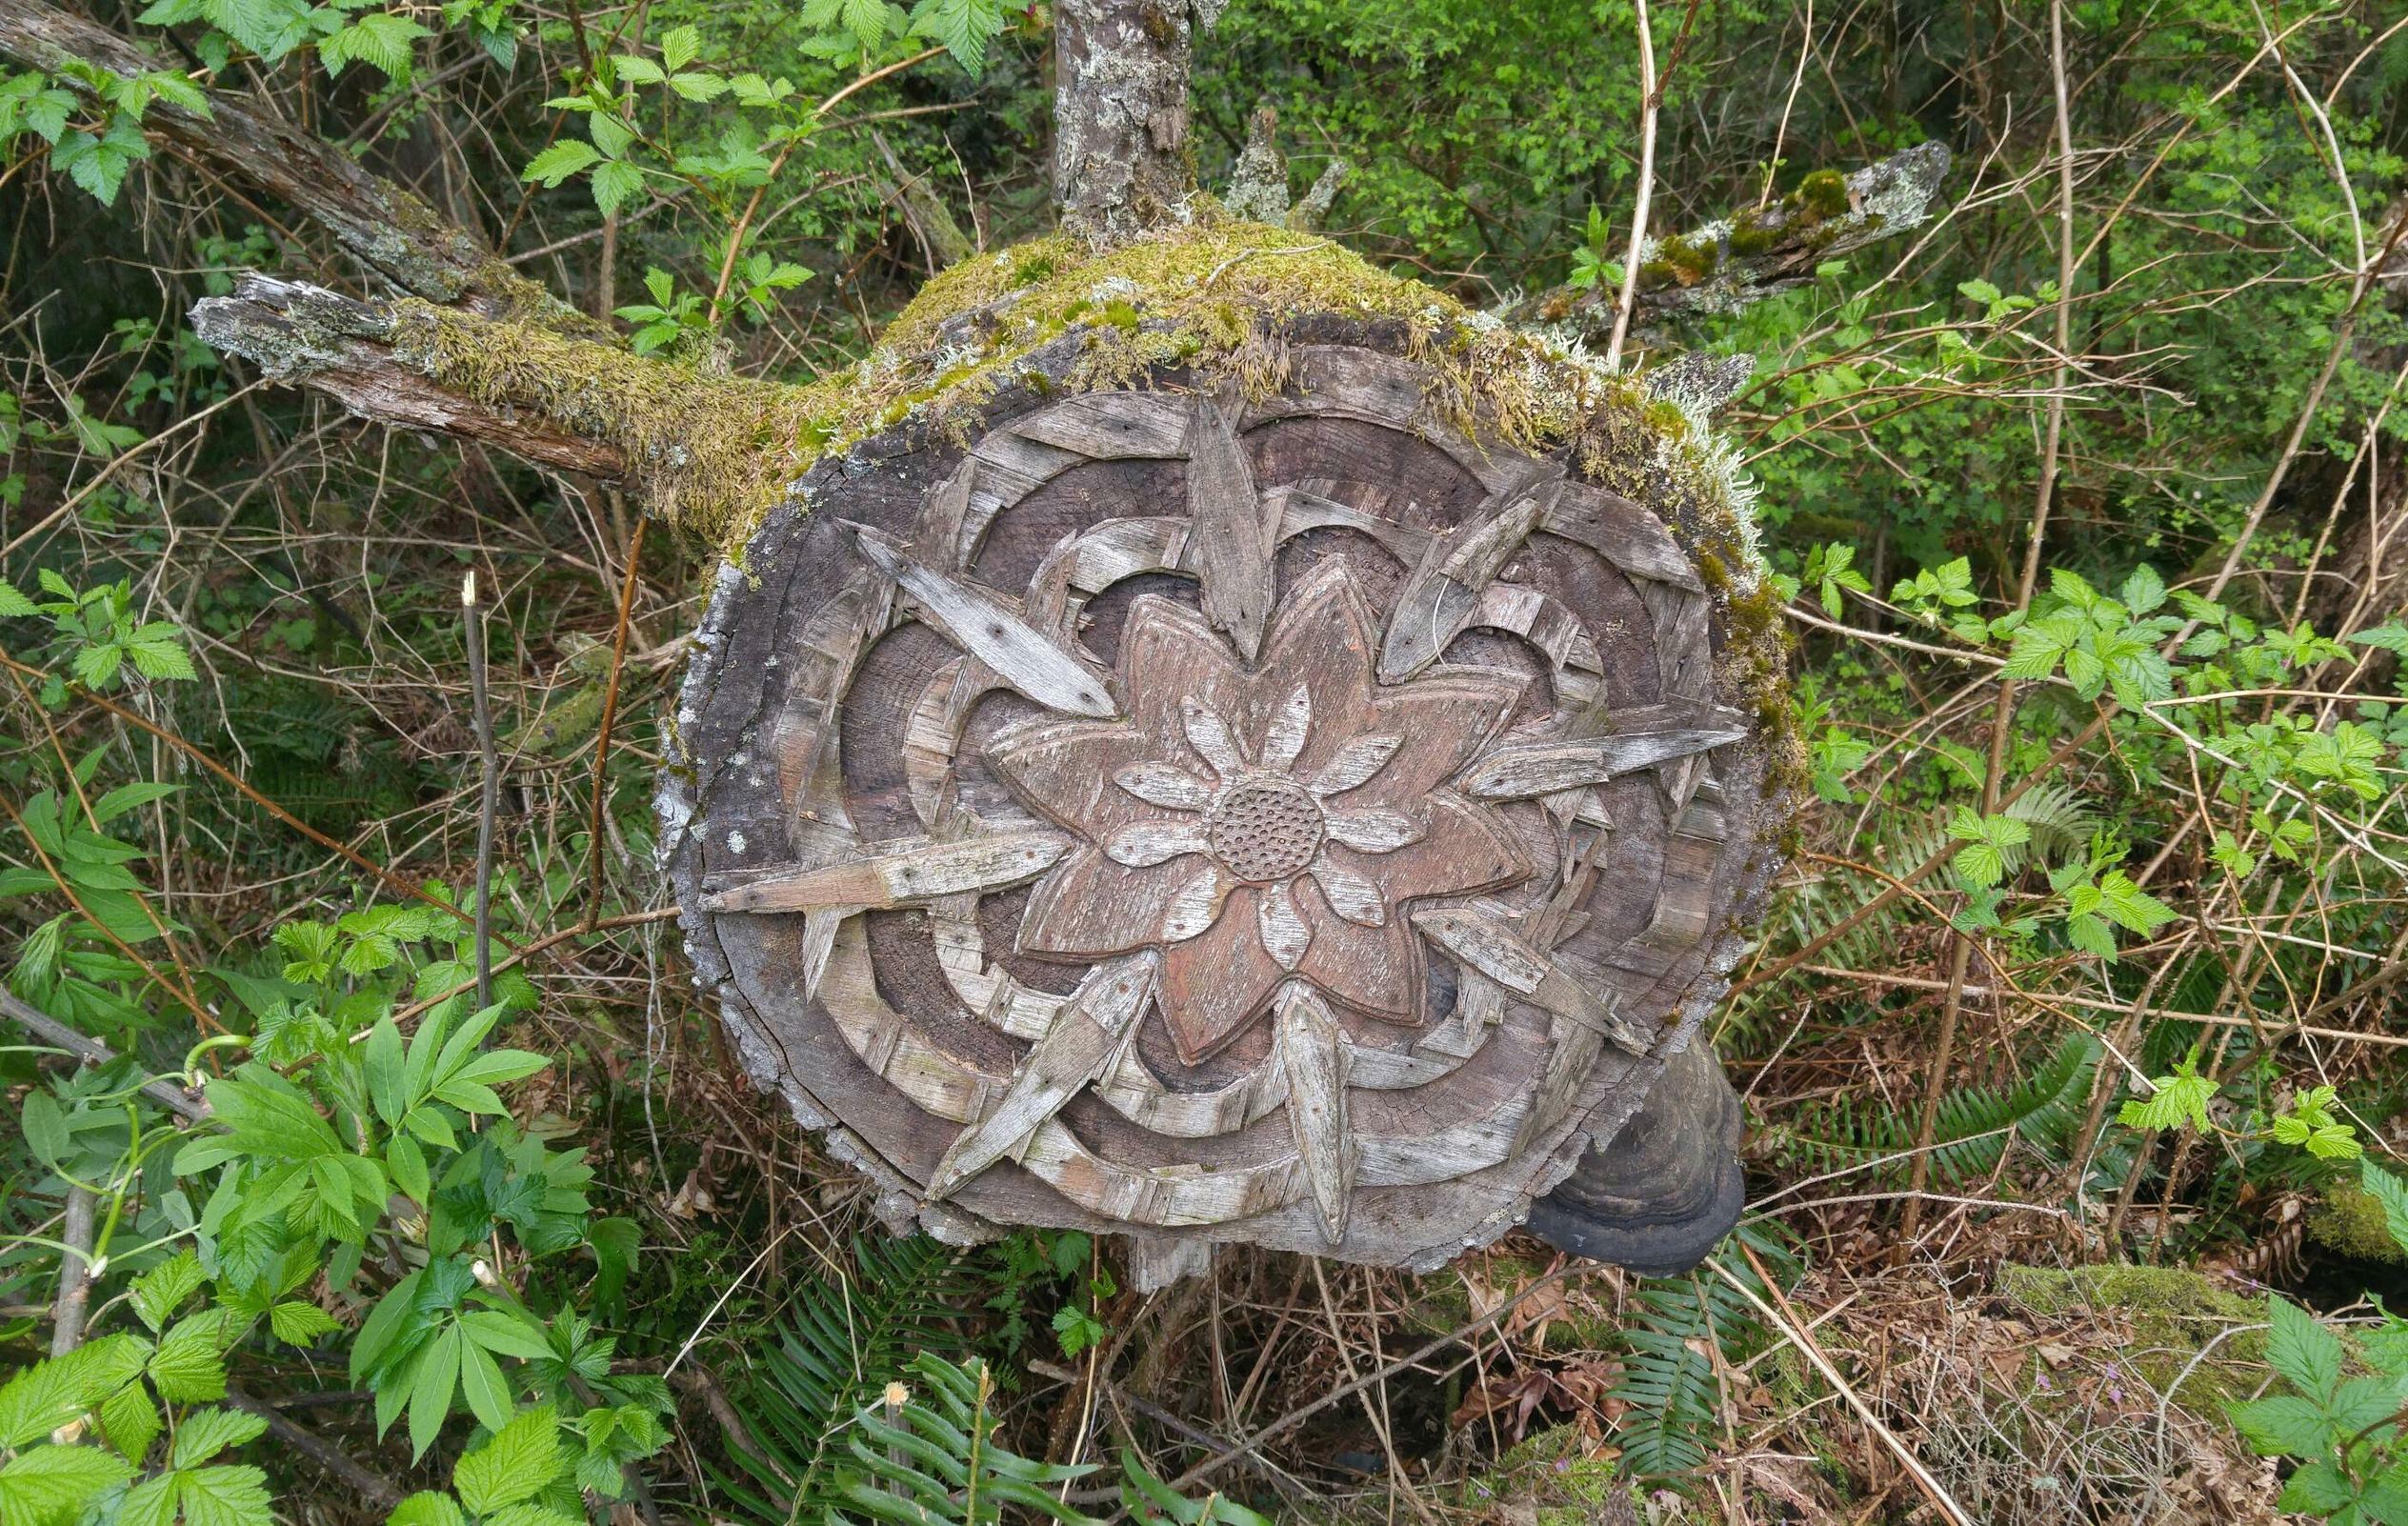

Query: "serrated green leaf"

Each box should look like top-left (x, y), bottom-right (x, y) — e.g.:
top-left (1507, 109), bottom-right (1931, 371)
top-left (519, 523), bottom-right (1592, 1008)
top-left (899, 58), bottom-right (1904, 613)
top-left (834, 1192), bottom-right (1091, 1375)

top-left (0, 1444), bottom-right (136, 1526)
top-left (171, 1407), bottom-right (268, 1469)
top-left (521, 138), bottom-right (599, 186)
top-left (453, 1403), bottom-right (561, 1515)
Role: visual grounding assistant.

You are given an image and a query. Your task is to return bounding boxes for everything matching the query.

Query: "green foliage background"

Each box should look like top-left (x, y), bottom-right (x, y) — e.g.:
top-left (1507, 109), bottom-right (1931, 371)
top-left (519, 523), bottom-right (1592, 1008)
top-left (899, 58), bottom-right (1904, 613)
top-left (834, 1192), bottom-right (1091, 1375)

top-left (5, 0), bottom-right (2408, 1518)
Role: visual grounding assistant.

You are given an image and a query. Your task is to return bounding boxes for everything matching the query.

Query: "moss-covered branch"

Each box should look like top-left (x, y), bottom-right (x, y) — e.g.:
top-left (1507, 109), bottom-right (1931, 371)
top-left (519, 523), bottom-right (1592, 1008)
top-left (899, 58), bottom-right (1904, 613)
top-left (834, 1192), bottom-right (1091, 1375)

top-left (1508, 141), bottom-right (1954, 342)
top-left (191, 276), bottom-right (818, 533)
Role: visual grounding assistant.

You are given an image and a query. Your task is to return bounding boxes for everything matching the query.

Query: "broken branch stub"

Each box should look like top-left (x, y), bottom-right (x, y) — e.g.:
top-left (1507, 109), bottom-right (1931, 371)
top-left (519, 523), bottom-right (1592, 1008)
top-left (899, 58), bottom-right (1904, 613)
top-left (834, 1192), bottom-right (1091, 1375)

top-left (666, 302), bottom-right (1790, 1283)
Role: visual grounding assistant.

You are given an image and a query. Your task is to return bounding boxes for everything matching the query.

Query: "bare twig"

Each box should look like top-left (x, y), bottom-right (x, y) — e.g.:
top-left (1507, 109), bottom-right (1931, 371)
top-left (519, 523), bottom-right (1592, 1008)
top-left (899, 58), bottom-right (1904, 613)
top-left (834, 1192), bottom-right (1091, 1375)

top-left (464, 571), bottom-right (499, 1011)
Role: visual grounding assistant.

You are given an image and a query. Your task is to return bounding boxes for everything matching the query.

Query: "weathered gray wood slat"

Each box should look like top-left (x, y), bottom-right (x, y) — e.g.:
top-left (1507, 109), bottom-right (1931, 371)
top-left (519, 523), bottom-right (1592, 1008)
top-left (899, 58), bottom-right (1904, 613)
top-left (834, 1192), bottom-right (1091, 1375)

top-left (1274, 983), bottom-right (1356, 1244)
top-left (1377, 462), bottom-right (1564, 683)
top-left (700, 831), bottom-right (1071, 913)
top-left (844, 522), bottom-right (1118, 717)
top-left (1175, 396), bottom-right (1275, 661)
top-left (1411, 906), bottom-right (1655, 1054)
top-left (1462, 700), bottom-right (1750, 798)
top-left (926, 953), bottom-right (1156, 1198)
top-left (1011, 391), bottom-right (1192, 459)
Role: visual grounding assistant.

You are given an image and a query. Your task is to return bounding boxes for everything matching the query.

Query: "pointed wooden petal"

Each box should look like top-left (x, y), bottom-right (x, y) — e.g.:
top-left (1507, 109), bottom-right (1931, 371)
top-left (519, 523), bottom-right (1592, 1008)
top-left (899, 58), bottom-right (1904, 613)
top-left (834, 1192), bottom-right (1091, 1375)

top-left (1410, 907), bottom-right (1653, 1054)
top-left (1274, 982), bottom-right (1355, 1244)
top-left (1177, 397), bottom-right (1274, 662)
top-left (700, 831), bottom-right (1072, 914)
top-left (845, 522), bottom-right (1116, 717)
top-left (926, 954), bottom-right (1156, 1200)
top-left (1461, 701), bottom-right (1749, 799)
top-left (1377, 464), bottom-right (1563, 683)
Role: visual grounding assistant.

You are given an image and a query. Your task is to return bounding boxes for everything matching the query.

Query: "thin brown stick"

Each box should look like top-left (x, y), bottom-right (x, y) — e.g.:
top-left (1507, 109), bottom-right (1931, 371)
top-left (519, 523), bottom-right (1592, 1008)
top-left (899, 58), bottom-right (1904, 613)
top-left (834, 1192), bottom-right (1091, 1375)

top-left (223, 1383), bottom-right (406, 1509)
top-left (584, 513), bottom-right (648, 931)
top-left (1603, 0), bottom-right (1657, 367)
top-left (0, 990), bottom-right (212, 1120)
top-left (464, 571), bottom-right (499, 1010)
top-left (49, 1186), bottom-right (95, 1357)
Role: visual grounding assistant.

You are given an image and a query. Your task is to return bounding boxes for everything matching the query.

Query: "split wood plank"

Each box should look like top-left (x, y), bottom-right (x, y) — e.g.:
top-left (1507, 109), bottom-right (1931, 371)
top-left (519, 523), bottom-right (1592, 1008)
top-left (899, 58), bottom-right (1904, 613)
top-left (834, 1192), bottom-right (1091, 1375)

top-left (700, 830), bottom-right (1072, 914)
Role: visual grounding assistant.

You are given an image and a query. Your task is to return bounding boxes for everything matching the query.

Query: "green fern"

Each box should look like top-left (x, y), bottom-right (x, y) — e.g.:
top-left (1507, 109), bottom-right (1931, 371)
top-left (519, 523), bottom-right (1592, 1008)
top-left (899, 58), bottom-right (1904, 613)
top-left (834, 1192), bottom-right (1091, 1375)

top-left (830, 1353), bottom-right (1095, 1525)
top-left (718, 1235), bottom-right (983, 1521)
top-left (1766, 1032), bottom-right (2099, 1186)
top-left (1608, 1223), bottom-right (1797, 1481)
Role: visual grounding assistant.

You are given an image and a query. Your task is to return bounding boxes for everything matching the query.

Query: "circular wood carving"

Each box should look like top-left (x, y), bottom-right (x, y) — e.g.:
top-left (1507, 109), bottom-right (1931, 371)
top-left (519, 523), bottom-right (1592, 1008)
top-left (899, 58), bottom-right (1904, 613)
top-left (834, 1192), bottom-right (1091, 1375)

top-left (666, 336), bottom-right (1780, 1277)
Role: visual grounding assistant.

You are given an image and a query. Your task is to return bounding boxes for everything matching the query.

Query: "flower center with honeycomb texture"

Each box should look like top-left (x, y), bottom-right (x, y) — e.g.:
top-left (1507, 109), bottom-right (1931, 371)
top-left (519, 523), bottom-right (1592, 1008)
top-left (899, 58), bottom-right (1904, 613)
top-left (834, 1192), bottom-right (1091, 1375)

top-left (1206, 776), bottom-right (1326, 881)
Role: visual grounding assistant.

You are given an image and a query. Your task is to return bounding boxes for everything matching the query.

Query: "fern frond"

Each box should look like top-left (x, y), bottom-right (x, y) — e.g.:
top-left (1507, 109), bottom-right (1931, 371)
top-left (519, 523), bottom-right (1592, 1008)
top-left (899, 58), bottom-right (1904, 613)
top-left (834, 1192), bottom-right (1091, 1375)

top-left (718, 1235), bottom-right (982, 1521)
top-left (1608, 1223), bottom-right (1796, 1484)
top-left (1765, 1033), bottom-right (2099, 1186)
top-left (831, 1354), bottom-right (1096, 1525)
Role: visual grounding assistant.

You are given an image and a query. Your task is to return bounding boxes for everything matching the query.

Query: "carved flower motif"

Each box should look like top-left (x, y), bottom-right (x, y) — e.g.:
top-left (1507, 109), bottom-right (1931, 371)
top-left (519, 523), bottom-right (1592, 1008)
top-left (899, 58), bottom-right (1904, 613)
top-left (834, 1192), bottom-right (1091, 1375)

top-left (986, 564), bottom-right (1532, 1062)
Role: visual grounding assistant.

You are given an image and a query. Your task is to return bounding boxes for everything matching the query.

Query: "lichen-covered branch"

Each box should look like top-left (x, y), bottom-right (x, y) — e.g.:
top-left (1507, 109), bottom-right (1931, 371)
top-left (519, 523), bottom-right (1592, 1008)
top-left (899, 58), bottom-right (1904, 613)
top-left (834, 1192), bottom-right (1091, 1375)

top-left (191, 275), bottom-right (820, 536)
top-left (192, 277), bottom-right (630, 476)
top-left (0, 0), bottom-right (575, 322)
top-left (1053, 0), bottom-right (1203, 243)
top-left (1507, 141), bottom-right (1954, 343)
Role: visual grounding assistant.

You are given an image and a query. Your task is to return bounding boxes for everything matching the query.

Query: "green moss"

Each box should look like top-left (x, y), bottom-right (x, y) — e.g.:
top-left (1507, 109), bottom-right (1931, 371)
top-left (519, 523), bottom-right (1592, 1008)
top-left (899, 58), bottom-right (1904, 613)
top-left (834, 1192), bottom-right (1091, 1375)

top-left (1795, 168), bottom-right (1850, 221)
top-left (1998, 1264), bottom-right (2266, 1407)
top-left (389, 208), bottom-right (1773, 586)
top-left (386, 300), bottom-right (837, 553)
top-left (1461, 1425), bottom-right (1641, 1524)
top-left (2310, 1181), bottom-right (2405, 1263)
top-left (1726, 216), bottom-right (1780, 259)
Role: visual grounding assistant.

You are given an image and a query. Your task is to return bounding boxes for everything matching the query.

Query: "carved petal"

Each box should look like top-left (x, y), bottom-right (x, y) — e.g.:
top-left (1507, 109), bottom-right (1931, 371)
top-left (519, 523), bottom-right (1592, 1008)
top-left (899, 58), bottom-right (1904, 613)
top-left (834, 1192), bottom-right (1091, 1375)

top-left (1274, 983), bottom-right (1355, 1244)
top-left (1310, 859), bottom-right (1387, 927)
top-left (1105, 820), bottom-right (1210, 868)
top-left (986, 720), bottom-right (1163, 843)
top-left (1354, 795), bottom-right (1532, 908)
top-left (1115, 761), bottom-right (1214, 812)
top-left (1260, 684), bottom-right (1313, 773)
top-left (1294, 880), bottom-right (1417, 1018)
top-left (1307, 734), bottom-right (1404, 797)
top-left (1017, 847), bottom-right (1192, 961)
top-left (1181, 697), bottom-right (1248, 778)
top-left (1325, 808), bottom-right (1423, 854)
top-left (1361, 672), bottom-right (1529, 802)
top-left (1157, 886), bottom-right (1287, 1061)
top-left (1160, 862), bottom-right (1235, 943)
top-left (1257, 880), bottom-right (1311, 970)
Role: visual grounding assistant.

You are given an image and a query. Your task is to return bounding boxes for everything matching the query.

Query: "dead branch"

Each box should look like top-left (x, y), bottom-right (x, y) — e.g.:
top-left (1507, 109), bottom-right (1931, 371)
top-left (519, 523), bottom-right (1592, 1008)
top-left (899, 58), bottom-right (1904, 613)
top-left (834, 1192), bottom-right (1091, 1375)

top-left (1503, 140), bottom-right (1954, 344)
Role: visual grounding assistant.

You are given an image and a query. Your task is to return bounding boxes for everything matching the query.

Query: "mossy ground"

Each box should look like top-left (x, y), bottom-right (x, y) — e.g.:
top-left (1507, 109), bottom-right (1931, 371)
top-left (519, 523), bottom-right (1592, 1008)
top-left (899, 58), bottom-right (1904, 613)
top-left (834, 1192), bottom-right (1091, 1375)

top-left (1997, 1263), bottom-right (2267, 1409)
top-left (1461, 1425), bottom-right (1646, 1523)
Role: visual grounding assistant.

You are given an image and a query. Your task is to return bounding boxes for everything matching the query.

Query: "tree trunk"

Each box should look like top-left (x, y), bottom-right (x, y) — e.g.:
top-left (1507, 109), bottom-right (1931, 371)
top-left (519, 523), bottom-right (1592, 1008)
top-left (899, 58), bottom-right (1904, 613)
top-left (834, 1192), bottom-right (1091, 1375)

top-left (1053, 0), bottom-right (1199, 244)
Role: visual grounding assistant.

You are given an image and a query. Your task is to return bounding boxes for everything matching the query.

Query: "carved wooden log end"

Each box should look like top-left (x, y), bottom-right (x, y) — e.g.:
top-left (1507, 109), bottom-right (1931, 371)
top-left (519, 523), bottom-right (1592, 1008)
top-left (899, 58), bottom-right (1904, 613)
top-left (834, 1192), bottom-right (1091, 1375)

top-left (664, 249), bottom-right (1798, 1276)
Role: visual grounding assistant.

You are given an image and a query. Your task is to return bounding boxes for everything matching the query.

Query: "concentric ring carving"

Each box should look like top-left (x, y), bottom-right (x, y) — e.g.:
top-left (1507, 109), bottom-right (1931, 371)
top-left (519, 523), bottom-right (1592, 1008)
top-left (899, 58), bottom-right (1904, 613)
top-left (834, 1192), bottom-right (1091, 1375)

top-left (675, 344), bottom-right (1762, 1270)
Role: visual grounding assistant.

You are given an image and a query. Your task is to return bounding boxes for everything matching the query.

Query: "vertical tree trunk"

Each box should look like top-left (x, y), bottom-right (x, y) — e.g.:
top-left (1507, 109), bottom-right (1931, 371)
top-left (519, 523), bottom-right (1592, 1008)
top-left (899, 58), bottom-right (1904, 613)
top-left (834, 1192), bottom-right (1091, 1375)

top-left (1053, 0), bottom-right (1197, 243)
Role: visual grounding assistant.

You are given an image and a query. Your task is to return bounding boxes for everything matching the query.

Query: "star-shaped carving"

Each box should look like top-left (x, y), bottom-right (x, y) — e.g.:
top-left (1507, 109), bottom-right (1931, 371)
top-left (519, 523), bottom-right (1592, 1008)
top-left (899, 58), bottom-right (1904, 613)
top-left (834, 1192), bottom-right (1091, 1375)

top-left (985, 562), bottom-right (1533, 1063)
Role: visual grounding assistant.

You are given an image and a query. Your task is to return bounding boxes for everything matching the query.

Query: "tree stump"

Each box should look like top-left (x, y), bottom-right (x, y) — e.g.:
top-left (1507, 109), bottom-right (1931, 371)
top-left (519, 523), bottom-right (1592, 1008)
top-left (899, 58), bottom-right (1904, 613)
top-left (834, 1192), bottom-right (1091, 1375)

top-left (665, 263), bottom-right (1793, 1284)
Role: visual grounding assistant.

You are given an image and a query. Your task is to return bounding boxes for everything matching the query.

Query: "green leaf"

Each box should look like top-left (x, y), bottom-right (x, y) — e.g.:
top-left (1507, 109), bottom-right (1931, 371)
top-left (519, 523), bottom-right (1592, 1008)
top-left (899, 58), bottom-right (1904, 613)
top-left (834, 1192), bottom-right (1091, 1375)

top-left (658, 23), bottom-right (699, 70)
top-left (457, 1339), bottom-right (514, 1435)
top-left (388, 1493), bottom-right (469, 1526)
top-left (173, 1463), bottom-right (272, 1526)
top-left (131, 1252), bottom-right (208, 1334)
top-left (407, 1326), bottom-right (462, 1460)
top-left (591, 159), bottom-right (642, 217)
top-left (453, 1403), bottom-right (562, 1516)
top-left (2117, 1057), bottom-right (2215, 1134)
top-left (0, 1335), bottom-right (152, 1448)
top-left (2229, 1392), bottom-right (2331, 1456)
top-left (0, 580), bottom-right (34, 615)
top-left (2349, 623), bottom-right (2408, 654)
top-left (268, 1300), bottom-right (342, 1346)
top-left (0, 1444), bottom-right (136, 1526)
top-left (2267, 1295), bottom-right (2344, 1399)
top-left (521, 138), bottom-right (600, 187)
top-left (2277, 1458), bottom-right (2358, 1513)
top-left (98, 1380), bottom-right (161, 1463)
top-left (150, 1311), bottom-right (232, 1403)
top-left (170, 1407), bottom-right (268, 1468)
top-left (458, 1310), bottom-right (554, 1361)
